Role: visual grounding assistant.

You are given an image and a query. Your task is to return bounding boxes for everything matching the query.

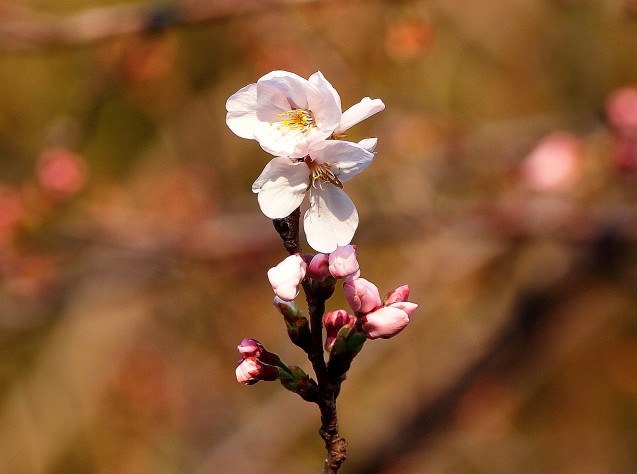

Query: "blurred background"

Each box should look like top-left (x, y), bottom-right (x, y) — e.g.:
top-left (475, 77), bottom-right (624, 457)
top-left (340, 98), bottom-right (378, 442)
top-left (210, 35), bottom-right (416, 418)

top-left (1, 0), bottom-right (637, 472)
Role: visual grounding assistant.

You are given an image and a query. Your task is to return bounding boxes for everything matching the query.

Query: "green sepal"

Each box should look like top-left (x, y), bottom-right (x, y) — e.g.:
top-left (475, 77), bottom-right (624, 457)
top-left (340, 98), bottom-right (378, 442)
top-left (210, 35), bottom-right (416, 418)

top-left (279, 365), bottom-right (318, 402)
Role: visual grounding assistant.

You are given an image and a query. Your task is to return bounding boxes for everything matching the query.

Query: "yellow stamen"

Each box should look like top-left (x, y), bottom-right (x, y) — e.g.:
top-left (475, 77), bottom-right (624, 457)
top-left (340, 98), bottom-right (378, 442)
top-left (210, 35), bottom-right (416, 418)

top-left (276, 109), bottom-right (315, 132)
top-left (305, 157), bottom-right (343, 189)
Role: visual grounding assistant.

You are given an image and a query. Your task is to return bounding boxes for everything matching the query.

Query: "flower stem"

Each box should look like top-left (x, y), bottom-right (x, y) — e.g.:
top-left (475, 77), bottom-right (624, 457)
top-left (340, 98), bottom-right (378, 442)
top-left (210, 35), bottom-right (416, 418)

top-left (271, 208), bottom-right (348, 473)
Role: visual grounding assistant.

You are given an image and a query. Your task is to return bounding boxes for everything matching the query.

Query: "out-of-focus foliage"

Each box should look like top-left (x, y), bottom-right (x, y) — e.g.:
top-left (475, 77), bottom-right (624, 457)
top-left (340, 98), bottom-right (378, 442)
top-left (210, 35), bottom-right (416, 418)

top-left (1, 0), bottom-right (637, 473)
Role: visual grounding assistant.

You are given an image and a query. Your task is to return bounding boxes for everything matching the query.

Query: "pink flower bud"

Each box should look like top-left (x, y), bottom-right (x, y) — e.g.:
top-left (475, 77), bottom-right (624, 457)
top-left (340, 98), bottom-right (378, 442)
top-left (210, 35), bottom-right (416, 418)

top-left (237, 338), bottom-right (281, 365)
top-left (343, 278), bottom-right (382, 314)
top-left (384, 285), bottom-right (410, 305)
top-left (361, 301), bottom-right (418, 339)
top-left (328, 245), bottom-right (360, 280)
top-left (235, 357), bottom-right (279, 385)
top-left (237, 338), bottom-right (264, 359)
top-left (307, 253), bottom-right (330, 281)
top-left (323, 309), bottom-right (356, 351)
top-left (267, 254), bottom-right (307, 301)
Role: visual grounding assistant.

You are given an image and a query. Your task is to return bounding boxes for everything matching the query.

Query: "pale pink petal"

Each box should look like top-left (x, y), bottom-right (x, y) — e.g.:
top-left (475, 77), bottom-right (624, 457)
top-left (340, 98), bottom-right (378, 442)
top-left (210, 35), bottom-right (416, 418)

top-left (310, 141), bottom-right (375, 183)
top-left (253, 122), bottom-right (332, 158)
top-left (334, 97), bottom-right (385, 135)
top-left (389, 301), bottom-right (418, 319)
top-left (362, 306), bottom-right (409, 339)
top-left (252, 158), bottom-right (309, 219)
top-left (309, 71), bottom-right (342, 110)
top-left (357, 137), bottom-right (378, 153)
top-left (226, 83), bottom-right (261, 139)
top-left (384, 285), bottom-right (410, 305)
top-left (254, 81), bottom-right (296, 121)
top-left (328, 245), bottom-right (360, 279)
top-left (267, 254), bottom-right (307, 301)
top-left (236, 358), bottom-right (260, 384)
top-left (307, 72), bottom-right (342, 131)
top-left (259, 70), bottom-right (311, 110)
top-left (344, 278), bottom-right (382, 314)
top-left (304, 186), bottom-right (358, 253)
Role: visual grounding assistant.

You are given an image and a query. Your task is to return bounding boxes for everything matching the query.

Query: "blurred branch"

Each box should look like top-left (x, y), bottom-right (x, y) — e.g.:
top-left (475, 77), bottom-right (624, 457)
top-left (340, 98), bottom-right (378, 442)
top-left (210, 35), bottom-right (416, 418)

top-left (0, 0), bottom-right (329, 52)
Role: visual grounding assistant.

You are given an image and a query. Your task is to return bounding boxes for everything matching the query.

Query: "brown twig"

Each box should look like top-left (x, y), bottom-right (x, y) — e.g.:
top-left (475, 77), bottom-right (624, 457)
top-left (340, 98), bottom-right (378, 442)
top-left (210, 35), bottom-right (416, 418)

top-left (272, 208), bottom-right (348, 473)
top-left (272, 208), bottom-right (302, 255)
top-left (0, 0), bottom-right (329, 52)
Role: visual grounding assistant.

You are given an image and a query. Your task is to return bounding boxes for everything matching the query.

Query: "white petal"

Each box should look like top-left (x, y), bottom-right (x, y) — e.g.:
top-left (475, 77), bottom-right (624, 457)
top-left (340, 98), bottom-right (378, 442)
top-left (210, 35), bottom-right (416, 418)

top-left (259, 71), bottom-right (310, 110)
top-left (304, 186), bottom-right (358, 253)
top-left (307, 72), bottom-right (342, 131)
top-left (358, 137), bottom-right (378, 153)
top-left (252, 158), bottom-right (310, 219)
top-left (255, 81), bottom-right (295, 122)
top-left (309, 71), bottom-right (342, 113)
top-left (254, 122), bottom-right (332, 158)
top-left (310, 140), bottom-right (375, 183)
top-left (252, 123), bottom-right (328, 158)
top-left (334, 97), bottom-right (385, 135)
top-left (226, 83), bottom-right (261, 139)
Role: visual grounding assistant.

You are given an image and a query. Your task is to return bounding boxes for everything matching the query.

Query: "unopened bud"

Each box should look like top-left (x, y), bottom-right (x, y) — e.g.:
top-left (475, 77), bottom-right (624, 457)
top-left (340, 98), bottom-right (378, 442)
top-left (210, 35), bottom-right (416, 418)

top-left (323, 309), bottom-right (356, 351)
top-left (344, 278), bottom-right (382, 314)
top-left (235, 357), bottom-right (279, 385)
top-left (237, 338), bottom-right (263, 359)
top-left (267, 254), bottom-right (306, 301)
top-left (328, 245), bottom-right (360, 280)
top-left (273, 297), bottom-right (311, 350)
top-left (236, 338), bottom-right (281, 365)
top-left (307, 253), bottom-right (330, 281)
top-left (327, 328), bottom-right (367, 378)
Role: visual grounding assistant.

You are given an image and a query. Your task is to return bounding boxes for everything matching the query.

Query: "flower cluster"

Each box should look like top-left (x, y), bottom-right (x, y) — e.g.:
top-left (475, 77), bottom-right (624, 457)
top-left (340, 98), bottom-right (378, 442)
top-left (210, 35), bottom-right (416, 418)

top-left (227, 71), bottom-right (418, 471)
top-left (226, 70), bottom-right (385, 252)
top-left (235, 338), bottom-right (281, 385)
top-left (266, 244), bottom-right (418, 342)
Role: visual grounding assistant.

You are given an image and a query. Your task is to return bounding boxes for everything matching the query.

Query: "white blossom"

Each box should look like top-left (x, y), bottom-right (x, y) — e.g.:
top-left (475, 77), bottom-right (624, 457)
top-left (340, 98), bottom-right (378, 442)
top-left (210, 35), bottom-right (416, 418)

top-left (252, 139), bottom-right (377, 253)
top-left (226, 70), bottom-right (384, 158)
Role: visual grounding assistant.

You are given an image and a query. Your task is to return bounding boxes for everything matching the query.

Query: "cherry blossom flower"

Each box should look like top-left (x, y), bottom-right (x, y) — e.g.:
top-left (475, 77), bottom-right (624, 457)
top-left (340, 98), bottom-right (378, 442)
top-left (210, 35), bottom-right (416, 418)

top-left (252, 138), bottom-right (377, 253)
top-left (226, 70), bottom-right (384, 158)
